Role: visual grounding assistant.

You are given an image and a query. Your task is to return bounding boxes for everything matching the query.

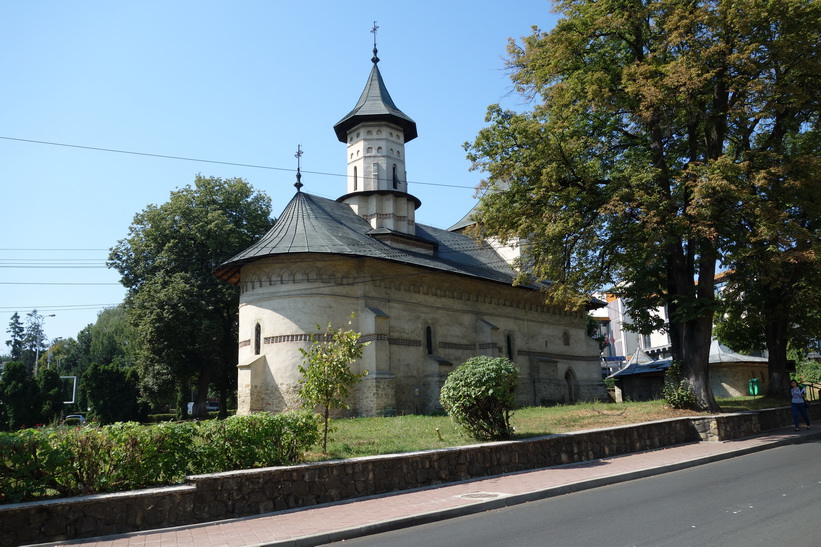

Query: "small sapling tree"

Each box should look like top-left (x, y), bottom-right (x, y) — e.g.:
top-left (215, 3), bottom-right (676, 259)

top-left (298, 316), bottom-right (369, 452)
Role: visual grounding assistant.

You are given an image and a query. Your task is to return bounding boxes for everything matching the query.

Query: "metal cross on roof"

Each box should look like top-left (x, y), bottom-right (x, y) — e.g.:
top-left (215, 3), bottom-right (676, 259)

top-left (371, 21), bottom-right (379, 64)
top-left (294, 144), bottom-right (303, 192)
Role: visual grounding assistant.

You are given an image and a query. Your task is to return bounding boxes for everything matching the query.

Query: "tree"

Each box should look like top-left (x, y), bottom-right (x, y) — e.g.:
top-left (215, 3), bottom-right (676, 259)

top-left (80, 362), bottom-right (139, 424)
top-left (108, 175), bottom-right (274, 417)
top-left (87, 306), bottom-right (138, 369)
top-left (298, 318), bottom-right (369, 452)
top-left (18, 310), bottom-right (50, 372)
top-left (36, 367), bottom-right (65, 423)
top-left (0, 361), bottom-right (40, 430)
top-left (465, 0), bottom-right (820, 411)
top-left (440, 356), bottom-right (520, 441)
top-left (5, 312), bottom-right (25, 361)
top-left (698, 0), bottom-right (821, 396)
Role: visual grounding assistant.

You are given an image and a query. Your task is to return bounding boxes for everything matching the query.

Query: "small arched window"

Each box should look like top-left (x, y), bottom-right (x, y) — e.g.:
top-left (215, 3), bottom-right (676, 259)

top-left (563, 331), bottom-right (571, 346)
top-left (254, 323), bottom-right (261, 355)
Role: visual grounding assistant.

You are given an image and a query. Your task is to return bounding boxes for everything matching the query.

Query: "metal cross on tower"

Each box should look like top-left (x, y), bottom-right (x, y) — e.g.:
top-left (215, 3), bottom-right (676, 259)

top-left (294, 144), bottom-right (303, 191)
top-left (371, 21), bottom-right (379, 64)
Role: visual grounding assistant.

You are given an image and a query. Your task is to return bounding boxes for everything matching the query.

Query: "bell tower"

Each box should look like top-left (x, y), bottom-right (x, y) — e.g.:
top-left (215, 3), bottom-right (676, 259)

top-left (333, 23), bottom-right (421, 237)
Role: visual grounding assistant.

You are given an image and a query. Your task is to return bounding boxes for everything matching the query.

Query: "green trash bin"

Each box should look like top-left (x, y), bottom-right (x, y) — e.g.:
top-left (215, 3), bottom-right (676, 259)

top-left (748, 378), bottom-right (760, 396)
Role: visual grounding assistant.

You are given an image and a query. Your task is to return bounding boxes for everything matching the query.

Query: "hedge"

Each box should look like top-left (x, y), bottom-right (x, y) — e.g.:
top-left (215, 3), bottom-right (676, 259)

top-left (0, 411), bottom-right (320, 504)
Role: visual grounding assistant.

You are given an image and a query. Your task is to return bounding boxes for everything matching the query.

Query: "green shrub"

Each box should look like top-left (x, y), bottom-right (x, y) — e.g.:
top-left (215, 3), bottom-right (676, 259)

top-left (440, 356), bottom-right (520, 441)
top-left (0, 411), bottom-right (320, 504)
top-left (796, 358), bottom-right (821, 384)
top-left (0, 428), bottom-right (70, 503)
top-left (195, 410), bottom-right (320, 473)
top-left (662, 361), bottom-right (696, 409)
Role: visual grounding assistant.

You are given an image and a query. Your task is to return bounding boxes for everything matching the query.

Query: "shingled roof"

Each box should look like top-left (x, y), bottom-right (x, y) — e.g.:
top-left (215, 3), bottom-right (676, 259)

top-left (215, 191), bottom-right (521, 287)
top-left (333, 61), bottom-right (418, 143)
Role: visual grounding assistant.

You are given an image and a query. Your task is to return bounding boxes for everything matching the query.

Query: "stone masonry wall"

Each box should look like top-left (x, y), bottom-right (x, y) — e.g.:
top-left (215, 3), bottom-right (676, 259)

top-left (2, 405), bottom-right (818, 547)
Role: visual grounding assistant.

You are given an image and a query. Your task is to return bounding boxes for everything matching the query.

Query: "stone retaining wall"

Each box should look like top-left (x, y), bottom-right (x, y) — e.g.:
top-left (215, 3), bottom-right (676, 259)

top-left (2, 404), bottom-right (817, 547)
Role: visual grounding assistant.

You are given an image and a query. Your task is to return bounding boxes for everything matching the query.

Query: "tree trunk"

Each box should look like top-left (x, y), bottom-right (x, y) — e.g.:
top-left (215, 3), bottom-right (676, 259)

top-left (678, 314), bottom-right (720, 412)
top-left (177, 380), bottom-right (189, 419)
top-left (764, 316), bottom-right (790, 397)
top-left (322, 405), bottom-right (330, 453)
top-left (667, 246), bottom-right (720, 412)
top-left (192, 368), bottom-right (211, 418)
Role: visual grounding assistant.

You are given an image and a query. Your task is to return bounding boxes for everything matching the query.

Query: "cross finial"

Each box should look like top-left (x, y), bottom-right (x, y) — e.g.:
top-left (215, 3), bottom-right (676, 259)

top-left (371, 21), bottom-right (379, 64)
top-left (294, 144), bottom-right (303, 192)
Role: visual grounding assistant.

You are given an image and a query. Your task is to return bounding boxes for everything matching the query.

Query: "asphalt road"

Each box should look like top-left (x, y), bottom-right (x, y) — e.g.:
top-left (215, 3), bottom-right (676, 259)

top-left (327, 439), bottom-right (821, 547)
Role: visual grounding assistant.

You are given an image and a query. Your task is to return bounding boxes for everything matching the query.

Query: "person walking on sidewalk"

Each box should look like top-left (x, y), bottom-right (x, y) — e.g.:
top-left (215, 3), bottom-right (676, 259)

top-left (790, 379), bottom-right (811, 431)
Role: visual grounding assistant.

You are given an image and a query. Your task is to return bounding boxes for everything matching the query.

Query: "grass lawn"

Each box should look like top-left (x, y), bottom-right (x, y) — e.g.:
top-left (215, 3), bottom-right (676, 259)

top-left (310, 395), bottom-right (788, 461)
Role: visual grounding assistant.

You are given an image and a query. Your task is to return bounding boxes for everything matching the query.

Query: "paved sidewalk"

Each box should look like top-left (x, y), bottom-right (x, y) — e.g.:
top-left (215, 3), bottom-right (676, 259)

top-left (40, 426), bottom-right (819, 547)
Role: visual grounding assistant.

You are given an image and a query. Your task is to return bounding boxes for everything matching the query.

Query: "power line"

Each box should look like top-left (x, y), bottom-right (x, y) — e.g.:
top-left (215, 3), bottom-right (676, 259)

top-left (0, 136), bottom-right (477, 190)
top-left (0, 248), bottom-right (109, 251)
top-left (0, 282), bottom-right (121, 286)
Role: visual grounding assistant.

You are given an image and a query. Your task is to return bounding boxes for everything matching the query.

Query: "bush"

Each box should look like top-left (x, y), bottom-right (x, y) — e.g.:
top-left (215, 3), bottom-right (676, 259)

top-left (662, 361), bottom-right (696, 409)
top-left (0, 428), bottom-right (70, 503)
top-left (796, 358), bottom-right (821, 384)
top-left (195, 410), bottom-right (321, 473)
top-left (0, 411), bottom-right (320, 504)
top-left (440, 356), bottom-right (520, 441)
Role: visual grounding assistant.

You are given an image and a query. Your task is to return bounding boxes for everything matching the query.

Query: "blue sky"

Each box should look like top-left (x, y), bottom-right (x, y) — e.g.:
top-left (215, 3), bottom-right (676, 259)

top-left (0, 1), bottom-right (560, 343)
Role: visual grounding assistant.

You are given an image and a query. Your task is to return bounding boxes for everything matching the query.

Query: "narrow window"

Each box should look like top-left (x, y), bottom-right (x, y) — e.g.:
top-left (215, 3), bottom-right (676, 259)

top-left (392, 164), bottom-right (399, 189)
top-left (353, 166), bottom-right (358, 191)
top-left (426, 326), bottom-right (433, 355)
top-left (254, 323), bottom-right (261, 355)
top-left (563, 331), bottom-right (571, 346)
top-left (507, 335), bottom-right (514, 360)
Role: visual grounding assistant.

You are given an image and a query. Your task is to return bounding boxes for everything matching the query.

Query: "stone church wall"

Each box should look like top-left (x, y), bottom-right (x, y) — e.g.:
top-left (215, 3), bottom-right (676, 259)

top-left (235, 256), bottom-right (605, 417)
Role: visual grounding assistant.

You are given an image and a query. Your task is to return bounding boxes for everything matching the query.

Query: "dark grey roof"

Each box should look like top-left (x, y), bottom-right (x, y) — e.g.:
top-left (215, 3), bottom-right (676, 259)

top-left (333, 62), bottom-right (418, 143)
top-left (709, 339), bottom-right (768, 363)
top-left (608, 359), bottom-right (671, 379)
top-left (448, 201), bottom-right (479, 232)
top-left (215, 191), bottom-right (521, 287)
top-left (448, 181), bottom-right (511, 232)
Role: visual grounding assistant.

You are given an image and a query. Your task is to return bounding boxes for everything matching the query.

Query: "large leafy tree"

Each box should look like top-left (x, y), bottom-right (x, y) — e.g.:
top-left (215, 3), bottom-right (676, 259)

top-left (712, 0), bottom-right (821, 395)
top-left (87, 305), bottom-right (138, 369)
top-left (466, 0), bottom-right (819, 411)
top-left (108, 175), bottom-right (273, 417)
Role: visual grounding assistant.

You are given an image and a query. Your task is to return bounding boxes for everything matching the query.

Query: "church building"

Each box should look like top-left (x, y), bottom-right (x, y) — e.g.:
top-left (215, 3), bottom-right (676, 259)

top-left (215, 43), bottom-right (605, 416)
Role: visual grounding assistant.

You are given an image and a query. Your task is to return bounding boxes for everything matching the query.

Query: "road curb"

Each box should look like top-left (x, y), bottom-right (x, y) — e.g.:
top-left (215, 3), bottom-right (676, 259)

top-left (272, 430), bottom-right (821, 547)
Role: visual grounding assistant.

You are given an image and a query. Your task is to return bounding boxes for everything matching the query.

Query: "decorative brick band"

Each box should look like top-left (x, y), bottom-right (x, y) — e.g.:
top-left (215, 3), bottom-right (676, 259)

top-left (238, 340), bottom-right (251, 348)
top-left (388, 338), bottom-right (422, 346)
top-left (360, 334), bottom-right (388, 343)
top-left (264, 334), bottom-right (332, 344)
top-left (361, 213), bottom-right (408, 221)
top-left (439, 342), bottom-right (477, 350)
top-left (263, 333), bottom-right (379, 345)
top-left (478, 343), bottom-right (500, 350)
top-left (518, 350), bottom-right (600, 362)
